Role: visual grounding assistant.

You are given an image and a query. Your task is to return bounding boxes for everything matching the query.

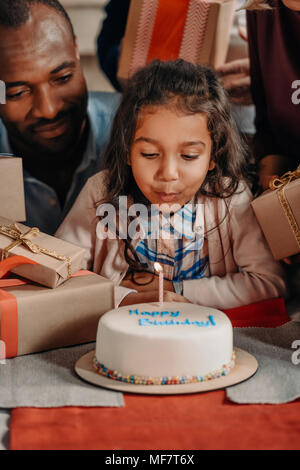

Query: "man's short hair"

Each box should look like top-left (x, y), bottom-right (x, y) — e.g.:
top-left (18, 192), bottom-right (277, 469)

top-left (0, 0), bottom-right (75, 38)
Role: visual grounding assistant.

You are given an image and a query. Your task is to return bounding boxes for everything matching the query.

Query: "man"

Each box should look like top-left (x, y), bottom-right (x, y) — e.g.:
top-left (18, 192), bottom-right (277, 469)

top-left (0, 0), bottom-right (120, 234)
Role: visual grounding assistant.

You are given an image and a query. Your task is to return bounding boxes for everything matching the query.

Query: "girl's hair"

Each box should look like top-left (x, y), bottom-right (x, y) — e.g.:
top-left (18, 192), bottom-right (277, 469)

top-left (102, 59), bottom-right (251, 206)
top-left (101, 59), bottom-right (254, 276)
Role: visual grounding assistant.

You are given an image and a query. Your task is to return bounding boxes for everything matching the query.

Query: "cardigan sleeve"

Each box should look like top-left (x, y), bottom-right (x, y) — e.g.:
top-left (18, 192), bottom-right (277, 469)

top-left (183, 188), bottom-right (287, 309)
top-left (55, 173), bottom-right (136, 307)
top-left (55, 176), bottom-right (99, 269)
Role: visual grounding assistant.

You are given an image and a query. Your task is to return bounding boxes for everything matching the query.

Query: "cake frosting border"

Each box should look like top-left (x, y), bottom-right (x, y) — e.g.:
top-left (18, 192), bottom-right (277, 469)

top-left (93, 350), bottom-right (236, 386)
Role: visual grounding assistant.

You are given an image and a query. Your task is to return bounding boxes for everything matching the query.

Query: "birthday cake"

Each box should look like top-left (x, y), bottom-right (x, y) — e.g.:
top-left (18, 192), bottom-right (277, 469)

top-left (93, 302), bottom-right (235, 385)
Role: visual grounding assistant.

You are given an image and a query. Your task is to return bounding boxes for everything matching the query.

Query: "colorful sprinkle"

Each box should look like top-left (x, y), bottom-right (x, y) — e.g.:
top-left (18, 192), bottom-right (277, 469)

top-left (92, 350), bottom-right (236, 386)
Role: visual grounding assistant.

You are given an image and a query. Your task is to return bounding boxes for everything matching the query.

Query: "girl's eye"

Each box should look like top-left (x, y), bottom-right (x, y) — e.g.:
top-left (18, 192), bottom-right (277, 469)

top-left (181, 154), bottom-right (200, 160)
top-left (141, 152), bottom-right (158, 158)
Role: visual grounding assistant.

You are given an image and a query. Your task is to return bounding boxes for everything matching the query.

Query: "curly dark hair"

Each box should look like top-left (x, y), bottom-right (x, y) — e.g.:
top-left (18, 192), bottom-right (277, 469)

top-left (103, 59), bottom-right (252, 206)
top-left (101, 59), bottom-right (253, 276)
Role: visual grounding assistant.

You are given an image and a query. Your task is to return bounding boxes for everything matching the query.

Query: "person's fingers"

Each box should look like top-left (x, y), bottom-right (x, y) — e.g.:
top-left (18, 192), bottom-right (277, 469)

top-left (216, 58), bottom-right (250, 76)
top-left (259, 174), bottom-right (279, 191)
top-left (222, 75), bottom-right (251, 92)
top-left (238, 25), bottom-right (248, 42)
top-left (164, 291), bottom-right (191, 303)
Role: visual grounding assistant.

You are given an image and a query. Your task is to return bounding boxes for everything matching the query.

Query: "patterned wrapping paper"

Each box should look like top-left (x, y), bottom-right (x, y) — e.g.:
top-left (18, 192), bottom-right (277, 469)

top-left (251, 169), bottom-right (300, 260)
top-left (118, 0), bottom-right (236, 82)
top-left (0, 269), bottom-right (114, 358)
top-left (0, 216), bottom-right (86, 288)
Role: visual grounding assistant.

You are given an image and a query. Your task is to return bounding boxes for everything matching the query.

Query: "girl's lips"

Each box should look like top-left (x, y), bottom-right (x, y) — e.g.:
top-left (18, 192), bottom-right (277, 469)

top-left (156, 192), bottom-right (178, 202)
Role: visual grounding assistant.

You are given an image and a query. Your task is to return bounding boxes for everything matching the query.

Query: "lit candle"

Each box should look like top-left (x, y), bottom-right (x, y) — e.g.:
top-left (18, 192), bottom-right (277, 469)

top-left (154, 262), bottom-right (164, 307)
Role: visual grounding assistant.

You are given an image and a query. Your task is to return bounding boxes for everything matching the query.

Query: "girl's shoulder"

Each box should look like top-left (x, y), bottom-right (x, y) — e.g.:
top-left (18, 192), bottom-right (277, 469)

top-left (85, 169), bottom-right (110, 205)
top-left (196, 180), bottom-right (253, 208)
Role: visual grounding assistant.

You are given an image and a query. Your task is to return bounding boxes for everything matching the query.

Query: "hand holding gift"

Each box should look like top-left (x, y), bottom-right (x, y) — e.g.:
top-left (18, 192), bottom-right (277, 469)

top-left (251, 166), bottom-right (300, 262)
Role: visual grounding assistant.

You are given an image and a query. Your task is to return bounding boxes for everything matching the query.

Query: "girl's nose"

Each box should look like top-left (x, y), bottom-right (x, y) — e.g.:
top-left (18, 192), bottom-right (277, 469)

top-left (157, 155), bottom-right (179, 181)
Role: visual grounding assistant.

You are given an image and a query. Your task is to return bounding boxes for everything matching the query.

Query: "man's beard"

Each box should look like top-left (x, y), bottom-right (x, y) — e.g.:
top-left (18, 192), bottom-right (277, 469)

top-left (7, 97), bottom-right (88, 164)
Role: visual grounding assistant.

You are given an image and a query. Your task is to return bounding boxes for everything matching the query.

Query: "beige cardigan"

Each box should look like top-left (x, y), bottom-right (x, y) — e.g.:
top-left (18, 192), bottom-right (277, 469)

top-left (56, 171), bottom-right (287, 308)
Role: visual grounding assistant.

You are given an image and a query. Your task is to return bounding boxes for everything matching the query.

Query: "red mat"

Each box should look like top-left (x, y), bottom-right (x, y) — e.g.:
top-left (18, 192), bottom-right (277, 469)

top-left (9, 297), bottom-right (294, 450)
top-left (10, 392), bottom-right (300, 450)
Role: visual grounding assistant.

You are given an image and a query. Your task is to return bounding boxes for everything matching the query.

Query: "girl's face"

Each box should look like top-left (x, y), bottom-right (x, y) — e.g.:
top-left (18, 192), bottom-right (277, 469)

top-left (129, 105), bottom-right (214, 208)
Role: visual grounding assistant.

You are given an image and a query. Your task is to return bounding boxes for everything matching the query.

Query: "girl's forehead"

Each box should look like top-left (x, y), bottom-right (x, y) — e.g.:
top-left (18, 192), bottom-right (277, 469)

top-left (136, 103), bottom-right (208, 131)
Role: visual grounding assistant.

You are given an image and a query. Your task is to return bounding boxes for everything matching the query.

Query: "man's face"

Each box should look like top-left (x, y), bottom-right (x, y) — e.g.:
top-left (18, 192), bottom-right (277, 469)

top-left (0, 5), bottom-right (88, 158)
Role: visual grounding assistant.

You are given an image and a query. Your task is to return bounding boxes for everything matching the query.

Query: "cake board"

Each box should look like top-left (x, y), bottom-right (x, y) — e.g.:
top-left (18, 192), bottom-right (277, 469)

top-left (75, 348), bottom-right (258, 395)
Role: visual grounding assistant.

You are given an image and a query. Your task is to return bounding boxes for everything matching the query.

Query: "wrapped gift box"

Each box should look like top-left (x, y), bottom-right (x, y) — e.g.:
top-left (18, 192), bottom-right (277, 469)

top-left (118, 0), bottom-right (236, 82)
top-left (0, 216), bottom-right (86, 288)
top-left (251, 173), bottom-right (300, 260)
top-left (0, 155), bottom-right (26, 222)
top-left (0, 270), bottom-right (114, 358)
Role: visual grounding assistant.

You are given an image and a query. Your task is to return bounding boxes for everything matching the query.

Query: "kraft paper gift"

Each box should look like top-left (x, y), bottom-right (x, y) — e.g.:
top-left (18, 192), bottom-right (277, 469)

top-left (0, 155), bottom-right (26, 222)
top-left (118, 0), bottom-right (236, 82)
top-left (0, 266), bottom-right (114, 358)
top-left (251, 167), bottom-right (300, 260)
top-left (0, 216), bottom-right (86, 288)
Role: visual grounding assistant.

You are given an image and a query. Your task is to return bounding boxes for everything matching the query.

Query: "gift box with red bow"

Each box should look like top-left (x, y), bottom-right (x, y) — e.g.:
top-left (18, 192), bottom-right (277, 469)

top-left (0, 257), bottom-right (114, 358)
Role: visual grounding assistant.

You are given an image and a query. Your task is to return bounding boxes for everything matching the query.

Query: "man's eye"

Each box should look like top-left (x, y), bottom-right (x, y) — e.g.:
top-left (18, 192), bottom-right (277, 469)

top-left (6, 90), bottom-right (27, 100)
top-left (55, 74), bottom-right (73, 84)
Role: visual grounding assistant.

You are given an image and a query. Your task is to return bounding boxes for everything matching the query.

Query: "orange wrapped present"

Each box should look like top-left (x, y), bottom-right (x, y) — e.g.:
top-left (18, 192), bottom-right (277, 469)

top-left (118, 0), bottom-right (236, 82)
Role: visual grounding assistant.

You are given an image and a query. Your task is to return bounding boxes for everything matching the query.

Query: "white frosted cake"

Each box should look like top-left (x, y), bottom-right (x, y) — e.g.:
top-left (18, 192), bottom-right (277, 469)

top-left (93, 302), bottom-right (235, 385)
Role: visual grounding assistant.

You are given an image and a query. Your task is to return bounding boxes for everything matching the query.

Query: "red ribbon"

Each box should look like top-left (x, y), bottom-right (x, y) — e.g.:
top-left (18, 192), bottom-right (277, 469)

top-left (0, 256), bottom-right (38, 358)
top-left (0, 257), bottom-right (92, 359)
top-left (146, 0), bottom-right (190, 63)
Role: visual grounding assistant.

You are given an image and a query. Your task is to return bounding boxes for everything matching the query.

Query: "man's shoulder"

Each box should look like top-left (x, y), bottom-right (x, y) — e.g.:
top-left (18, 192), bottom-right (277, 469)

top-left (0, 118), bottom-right (10, 154)
top-left (88, 91), bottom-right (121, 118)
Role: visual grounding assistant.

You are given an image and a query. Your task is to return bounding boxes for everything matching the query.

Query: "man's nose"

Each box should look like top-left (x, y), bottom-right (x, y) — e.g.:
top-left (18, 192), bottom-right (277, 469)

top-left (31, 86), bottom-right (63, 120)
top-left (157, 155), bottom-right (179, 181)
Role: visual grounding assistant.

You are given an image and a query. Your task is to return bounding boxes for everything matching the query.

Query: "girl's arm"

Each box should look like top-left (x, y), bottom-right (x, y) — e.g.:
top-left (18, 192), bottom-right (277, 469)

top-left (56, 173), bottom-right (156, 307)
top-left (182, 187), bottom-right (287, 309)
top-left (120, 290), bottom-right (190, 306)
top-left (56, 177), bottom-right (99, 269)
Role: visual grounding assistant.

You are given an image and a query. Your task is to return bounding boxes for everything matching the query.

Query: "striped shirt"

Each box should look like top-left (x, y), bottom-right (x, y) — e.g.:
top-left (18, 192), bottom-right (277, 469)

top-left (135, 203), bottom-right (210, 293)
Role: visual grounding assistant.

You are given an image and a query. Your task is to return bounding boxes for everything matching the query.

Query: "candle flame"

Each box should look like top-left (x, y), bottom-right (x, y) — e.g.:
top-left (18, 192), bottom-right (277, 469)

top-left (154, 262), bottom-right (163, 273)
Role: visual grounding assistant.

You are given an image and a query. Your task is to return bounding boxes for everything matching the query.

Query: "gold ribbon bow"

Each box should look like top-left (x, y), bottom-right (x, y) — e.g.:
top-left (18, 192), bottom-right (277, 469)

top-left (269, 165), bottom-right (300, 250)
top-left (269, 165), bottom-right (300, 191)
top-left (0, 223), bottom-right (71, 278)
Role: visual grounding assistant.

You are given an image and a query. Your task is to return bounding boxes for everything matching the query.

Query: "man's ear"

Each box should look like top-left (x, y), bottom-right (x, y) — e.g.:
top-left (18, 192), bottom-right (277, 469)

top-left (208, 159), bottom-right (216, 171)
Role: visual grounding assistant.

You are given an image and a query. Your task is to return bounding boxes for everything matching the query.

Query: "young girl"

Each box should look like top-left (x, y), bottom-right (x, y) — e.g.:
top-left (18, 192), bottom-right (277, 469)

top-left (56, 59), bottom-right (286, 308)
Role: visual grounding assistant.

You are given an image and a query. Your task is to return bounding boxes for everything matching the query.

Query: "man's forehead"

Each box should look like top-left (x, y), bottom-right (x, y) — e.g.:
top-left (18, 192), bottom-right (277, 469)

top-left (0, 5), bottom-right (76, 77)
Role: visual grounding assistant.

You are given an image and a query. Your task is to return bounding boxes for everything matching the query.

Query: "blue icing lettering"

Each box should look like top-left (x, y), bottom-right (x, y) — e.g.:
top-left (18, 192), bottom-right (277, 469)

top-left (129, 309), bottom-right (139, 315)
top-left (171, 311), bottom-right (180, 317)
top-left (129, 308), bottom-right (180, 317)
top-left (160, 311), bottom-right (170, 317)
top-left (139, 318), bottom-right (152, 326)
top-left (138, 315), bottom-right (217, 327)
